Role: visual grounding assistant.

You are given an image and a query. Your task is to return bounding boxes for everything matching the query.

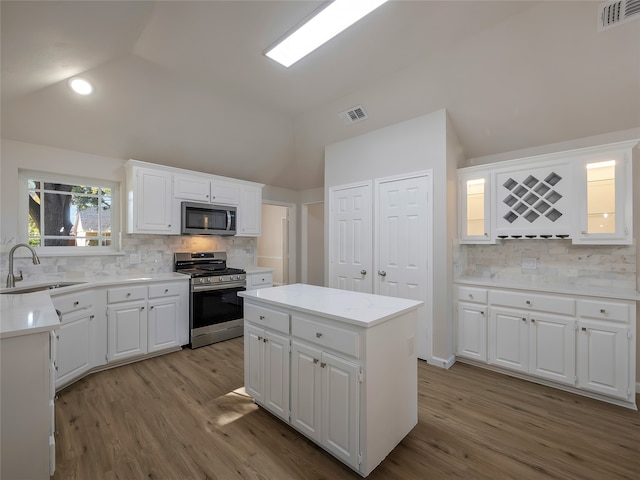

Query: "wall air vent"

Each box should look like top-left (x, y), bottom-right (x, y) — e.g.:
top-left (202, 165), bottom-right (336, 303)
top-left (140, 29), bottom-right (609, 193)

top-left (339, 105), bottom-right (368, 125)
top-left (598, 0), bottom-right (640, 31)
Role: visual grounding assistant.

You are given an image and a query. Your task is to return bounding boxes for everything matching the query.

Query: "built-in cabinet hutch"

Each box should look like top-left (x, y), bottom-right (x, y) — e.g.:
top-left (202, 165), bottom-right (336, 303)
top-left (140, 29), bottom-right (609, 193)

top-left (456, 140), bottom-right (638, 409)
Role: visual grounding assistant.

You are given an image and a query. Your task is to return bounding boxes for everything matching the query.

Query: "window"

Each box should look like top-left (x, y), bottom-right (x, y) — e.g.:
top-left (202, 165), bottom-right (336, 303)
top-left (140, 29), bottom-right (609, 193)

top-left (20, 170), bottom-right (120, 253)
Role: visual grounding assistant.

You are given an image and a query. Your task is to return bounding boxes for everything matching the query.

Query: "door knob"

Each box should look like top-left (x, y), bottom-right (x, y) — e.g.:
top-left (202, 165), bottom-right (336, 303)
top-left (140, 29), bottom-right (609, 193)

top-left (378, 270), bottom-right (387, 277)
top-left (360, 270), bottom-right (367, 275)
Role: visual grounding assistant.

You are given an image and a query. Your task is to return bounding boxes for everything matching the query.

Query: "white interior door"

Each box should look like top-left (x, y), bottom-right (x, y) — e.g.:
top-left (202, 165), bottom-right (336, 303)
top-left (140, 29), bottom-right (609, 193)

top-left (329, 183), bottom-right (372, 293)
top-left (376, 174), bottom-right (431, 360)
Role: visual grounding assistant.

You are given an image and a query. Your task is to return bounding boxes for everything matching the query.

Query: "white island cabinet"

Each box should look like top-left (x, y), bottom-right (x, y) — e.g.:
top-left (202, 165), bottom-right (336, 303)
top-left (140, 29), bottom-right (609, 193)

top-left (1, 292), bottom-right (60, 479)
top-left (239, 283), bottom-right (423, 477)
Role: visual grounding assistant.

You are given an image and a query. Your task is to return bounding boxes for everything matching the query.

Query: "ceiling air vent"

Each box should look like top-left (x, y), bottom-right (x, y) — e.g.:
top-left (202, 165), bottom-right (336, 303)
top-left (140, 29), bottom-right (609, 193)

top-left (339, 105), bottom-right (368, 125)
top-left (598, 0), bottom-right (640, 31)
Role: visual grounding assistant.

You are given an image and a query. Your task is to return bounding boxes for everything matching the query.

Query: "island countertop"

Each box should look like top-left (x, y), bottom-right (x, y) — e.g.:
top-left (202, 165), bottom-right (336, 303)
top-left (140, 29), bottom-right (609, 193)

top-left (238, 283), bottom-right (423, 328)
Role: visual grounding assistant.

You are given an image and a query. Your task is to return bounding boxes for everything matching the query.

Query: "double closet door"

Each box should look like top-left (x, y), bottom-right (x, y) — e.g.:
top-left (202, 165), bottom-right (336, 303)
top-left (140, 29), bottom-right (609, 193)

top-left (329, 173), bottom-right (432, 359)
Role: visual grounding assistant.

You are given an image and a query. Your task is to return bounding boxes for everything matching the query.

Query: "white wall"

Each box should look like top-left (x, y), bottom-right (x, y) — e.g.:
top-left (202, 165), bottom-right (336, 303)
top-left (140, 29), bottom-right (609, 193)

top-left (325, 109), bottom-right (460, 365)
top-left (305, 202), bottom-right (324, 286)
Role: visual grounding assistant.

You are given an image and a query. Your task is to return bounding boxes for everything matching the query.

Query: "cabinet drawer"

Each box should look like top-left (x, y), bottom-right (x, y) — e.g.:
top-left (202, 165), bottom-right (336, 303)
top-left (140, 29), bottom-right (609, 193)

top-left (244, 303), bottom-right (289, 334)
top-left (456, 286), bottom-right (487, 304)
top-left (249, 272), bottom-right (273, 288)
top-left (107, 285), bottom-right (146, 304)
top-left (489, 290), bottom-right (575, 316)
top-left (148, 282), bottom-right (183, 299)
top-left (577, 299), bottom-right (629, 323)
top-left (292, 315), bottom-right (360, 358)
top-left (51, 290), bottom-right (93, 314)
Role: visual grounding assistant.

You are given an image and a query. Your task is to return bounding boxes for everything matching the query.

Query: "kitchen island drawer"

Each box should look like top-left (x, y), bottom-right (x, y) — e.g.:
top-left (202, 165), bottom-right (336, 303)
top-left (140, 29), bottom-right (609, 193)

top-left (107, 285), bottom-right (146, 304)
top-left (489, 290), bottom-right (575, 315)
top-left (244, 303), bottom-right (289, 334)
top-left (51, 290), bottom-right (94, 314)
top-left (577, 299), bottom-right (630, 323)
top-left (292, 314), bottom-right (360, 358)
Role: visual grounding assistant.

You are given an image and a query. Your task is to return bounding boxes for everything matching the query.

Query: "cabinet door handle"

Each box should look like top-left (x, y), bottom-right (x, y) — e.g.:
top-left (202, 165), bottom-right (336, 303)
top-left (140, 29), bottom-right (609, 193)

top-left (313, 358), bottom-right (319, 364)
top-left (581, 327), bottom-right (587, 332)
top-left (360, 270), bottom-right (367, 275)
top-left (480, 311), bottom-right (485, 316)
top-left (258, 336), bottom-right (263, 341)
top-left (259, 315), bottom-right (265, 320)
top-left (525, 300), bottom-right (531, 306)
top-left (531, 318), bottom-right (536, 323)
top-left (73, 301), bottom-right (79, 307)
top-left (316, 332), bottom-right (323, 338)
top-left (150, 306), bottom-right (154, 310)
top-left (263, 338), bottom-right (268, 343)
top-left (521, 317), bottom-right (527, 322)
top-left (320, 362), bottom-right (326, 368)
top-left (165, 289), bottom-right (169, 294)
top-left (126, 293), bottom-right (131, 297)
top-left (378, 270), bottom-right (387, 277)
top-left (89, 315), bottom-right (95, 320)
top-left (140, 306), bottom-right (145, 311)
top-left (600, 309), bottom-right (607, 315)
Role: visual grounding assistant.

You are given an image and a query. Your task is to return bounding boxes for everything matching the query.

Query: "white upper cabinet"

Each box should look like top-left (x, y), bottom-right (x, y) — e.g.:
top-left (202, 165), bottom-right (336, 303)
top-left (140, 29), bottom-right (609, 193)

top-left (210, 179), bottom-right (240, 205)
top-left (458, 170), bottom-right (494, 244)
top-left (236, 184), bottom-right (262, 236)
top-left (126, 165), bottom-right (179, 235)
top-left (457, 140), bottom-right (637, 244)
top-left (173, 174), bottom-right (211, 202)
top-left (573, 145), bottom-right (633, 245)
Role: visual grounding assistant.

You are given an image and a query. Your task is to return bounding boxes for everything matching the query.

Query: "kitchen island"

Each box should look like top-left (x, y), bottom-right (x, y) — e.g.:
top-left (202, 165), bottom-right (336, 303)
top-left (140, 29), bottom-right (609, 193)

top-left (239, 283), bottom-right (423, 477)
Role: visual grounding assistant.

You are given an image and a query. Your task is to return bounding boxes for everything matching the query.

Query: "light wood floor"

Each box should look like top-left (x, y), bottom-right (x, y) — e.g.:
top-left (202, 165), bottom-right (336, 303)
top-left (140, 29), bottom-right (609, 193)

top-left (54, 338), bottom-right (640, 479)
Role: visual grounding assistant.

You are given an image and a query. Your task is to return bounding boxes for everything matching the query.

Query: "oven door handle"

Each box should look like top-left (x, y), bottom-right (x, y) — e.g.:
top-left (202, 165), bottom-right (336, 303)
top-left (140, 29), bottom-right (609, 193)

top-left (192, 282), bottom-right (246, 293)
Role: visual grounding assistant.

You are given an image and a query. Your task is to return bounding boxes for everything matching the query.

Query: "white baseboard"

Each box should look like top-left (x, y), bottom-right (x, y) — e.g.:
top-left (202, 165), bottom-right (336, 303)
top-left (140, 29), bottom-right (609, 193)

top-left (428, 355), bottom-right (456, 369)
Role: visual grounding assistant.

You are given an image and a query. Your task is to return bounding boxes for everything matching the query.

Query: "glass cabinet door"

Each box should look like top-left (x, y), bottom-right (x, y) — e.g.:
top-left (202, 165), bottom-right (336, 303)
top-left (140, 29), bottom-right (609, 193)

top-left (459, 171), bottom-right (494, 243)
top-left (575, 148), bottom-right (632, 245)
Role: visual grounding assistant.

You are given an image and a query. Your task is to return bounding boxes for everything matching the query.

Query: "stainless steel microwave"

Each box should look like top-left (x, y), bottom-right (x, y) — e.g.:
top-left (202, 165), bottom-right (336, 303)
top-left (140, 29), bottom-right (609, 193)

top-left (181, 202), bottom-right (236, 236)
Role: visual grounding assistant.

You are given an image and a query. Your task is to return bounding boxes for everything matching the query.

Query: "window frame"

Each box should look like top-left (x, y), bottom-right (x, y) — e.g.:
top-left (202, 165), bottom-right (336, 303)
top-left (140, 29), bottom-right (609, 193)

top-left (19, 170), bottom-right (121, 255)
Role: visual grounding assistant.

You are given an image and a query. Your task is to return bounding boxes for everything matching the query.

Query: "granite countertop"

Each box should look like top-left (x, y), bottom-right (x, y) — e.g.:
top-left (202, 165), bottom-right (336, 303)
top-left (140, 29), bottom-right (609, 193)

top-left (0, 273), bottom-right (189, 339)
top-left (239, 283), bottom-right (423, 327)
top-left (455, 277), bottom-right (640, 301)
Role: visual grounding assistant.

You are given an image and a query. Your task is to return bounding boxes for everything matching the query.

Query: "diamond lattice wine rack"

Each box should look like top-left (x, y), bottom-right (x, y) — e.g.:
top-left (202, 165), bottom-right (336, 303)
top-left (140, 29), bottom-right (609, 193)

top-left (495, 163), bottom-right (572, 239)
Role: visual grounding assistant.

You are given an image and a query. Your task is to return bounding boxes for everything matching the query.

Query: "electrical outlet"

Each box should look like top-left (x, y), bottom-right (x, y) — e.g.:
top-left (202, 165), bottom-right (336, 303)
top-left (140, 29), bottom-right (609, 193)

top-left (521, 257), bottom-right (537, 269)
top-left (130, 253), bottom-right (141, 264)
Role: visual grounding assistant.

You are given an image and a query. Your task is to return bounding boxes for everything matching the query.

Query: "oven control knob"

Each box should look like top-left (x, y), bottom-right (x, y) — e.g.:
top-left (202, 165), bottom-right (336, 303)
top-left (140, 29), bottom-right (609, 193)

top-left (207, 277), bottom-right (212, 283)
top-left (198, 278), bottom-right (205, 284)
top-left (219, 276), bottom-right (224, 281)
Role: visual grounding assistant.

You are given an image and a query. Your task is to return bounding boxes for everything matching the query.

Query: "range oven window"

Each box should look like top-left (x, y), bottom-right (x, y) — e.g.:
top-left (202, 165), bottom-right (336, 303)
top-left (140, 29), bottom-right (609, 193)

top-left (191, 286), bottom-right (245, 330)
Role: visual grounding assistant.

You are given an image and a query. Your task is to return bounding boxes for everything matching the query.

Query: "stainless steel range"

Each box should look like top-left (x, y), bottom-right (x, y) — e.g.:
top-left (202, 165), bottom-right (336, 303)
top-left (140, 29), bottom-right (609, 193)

top-left (174, 251), bottom-right (246, 348)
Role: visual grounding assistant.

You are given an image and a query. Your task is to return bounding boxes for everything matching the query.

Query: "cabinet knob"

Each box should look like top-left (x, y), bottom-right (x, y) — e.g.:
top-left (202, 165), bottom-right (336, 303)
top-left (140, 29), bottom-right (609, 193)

top-left (258, 336), bottom-right (263, 341)
top-left (150, 306), bottom-right (154, 310)
top-left (468, 294), bottom-right (474, 299)
top-left (522, 317), bottom-right (527, 322)
top-left (320, 362), bottom-right (326, 368)
top-left (480, 311), bottom-right (485, 316)
top-left (259, 315), bottom-right (265, 320)
top-left (73, 301), bottom-right (79, 307)
top-left (90, 315), bottom-right (95, 320)
top-left (600, 309), bottom-right (607, 315)
top-left (316, 332), bottom-right (323, 338)
top-left (313, 358), bottom-right (319, 364)
top-left (531, 318), bottom-right (536, 323)
top-left (165, 289), bottom-right (169, 294)
top-left (141, 306), bottom-right (145, 311)
top-left (126, 293), bottom-right (131, 297)
top-left (581, 327), bottom-right (587, 332)
top-left (360, 270), bottom-right (367, 275)
top-left (525, 300), bottom-right (531, 306)
top-left (378, 270), bottom-right (387, 277)
top-left (168, 224), bottom-right (171, 228)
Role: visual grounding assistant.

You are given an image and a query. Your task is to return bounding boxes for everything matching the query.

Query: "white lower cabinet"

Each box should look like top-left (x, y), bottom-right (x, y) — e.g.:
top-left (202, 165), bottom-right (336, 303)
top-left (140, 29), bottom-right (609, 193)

top-left (244, 323), bottom-right (290, 422)
top-left (108, 299), bottom-right (148, 361)
top-left (577, 299), bottom-right (634, 401)
top-left (290, 341), bottom-right (360, 470)
top-left (456, 282), bottom-right (636, 408)
top-left (1, 329), bottom-right (56, 479)
top-left (51, 289), bottom-right (96, 389)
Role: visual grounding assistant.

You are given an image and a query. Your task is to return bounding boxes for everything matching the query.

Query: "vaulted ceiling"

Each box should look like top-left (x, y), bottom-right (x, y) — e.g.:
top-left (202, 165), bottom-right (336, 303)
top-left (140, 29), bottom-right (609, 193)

top-left (2, 1), bottom-right (639, 190)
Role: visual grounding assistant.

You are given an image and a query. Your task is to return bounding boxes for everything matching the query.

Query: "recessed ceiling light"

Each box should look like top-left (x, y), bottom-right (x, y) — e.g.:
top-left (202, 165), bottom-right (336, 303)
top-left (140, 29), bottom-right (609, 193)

top-left (68, 77), bottom-right (93, 95)
top-left (265, 0), bottom-right (389, 68)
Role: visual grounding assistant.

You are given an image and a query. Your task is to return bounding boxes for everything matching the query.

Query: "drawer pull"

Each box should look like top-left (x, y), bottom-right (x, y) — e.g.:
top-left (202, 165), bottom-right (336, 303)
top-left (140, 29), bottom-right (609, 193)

top-left (73, 301), bottom-right (79, 307)
top-left (468, 293), bottom-right (474, 299)
top-left (316, 332), bottom-right (323, 338)
top-left (259, 315), bottom-right (265, 320)
top-left (525, 300), bottom-right (531, 306)
top-left (126, 293), bottom-right (131, 297)
top-left (165, 289), bottom-right (169, 294)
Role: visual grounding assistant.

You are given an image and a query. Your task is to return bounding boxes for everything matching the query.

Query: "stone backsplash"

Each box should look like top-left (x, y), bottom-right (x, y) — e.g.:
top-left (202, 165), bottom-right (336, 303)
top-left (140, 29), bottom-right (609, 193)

top-left (0, 235), bottom-right (257, 283)
top-left (457, 239), bottom-right (637, 291)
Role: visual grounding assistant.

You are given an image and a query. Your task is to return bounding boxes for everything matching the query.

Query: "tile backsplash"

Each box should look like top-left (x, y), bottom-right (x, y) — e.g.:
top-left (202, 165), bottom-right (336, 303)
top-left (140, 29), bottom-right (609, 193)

top-left (0, 235), bottom-right (257, 282)
top-left (457, 239), bottom-right (637, 291)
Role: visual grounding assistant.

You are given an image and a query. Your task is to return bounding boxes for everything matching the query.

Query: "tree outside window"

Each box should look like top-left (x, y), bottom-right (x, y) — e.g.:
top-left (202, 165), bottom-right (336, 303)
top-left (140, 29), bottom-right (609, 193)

top-left (26, 176), bottom-right (115, 248)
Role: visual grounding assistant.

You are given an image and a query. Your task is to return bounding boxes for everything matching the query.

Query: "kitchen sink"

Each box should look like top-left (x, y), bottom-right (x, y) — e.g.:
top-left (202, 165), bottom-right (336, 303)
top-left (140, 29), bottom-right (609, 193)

top-left (0, 281), bottom-right (86, 294)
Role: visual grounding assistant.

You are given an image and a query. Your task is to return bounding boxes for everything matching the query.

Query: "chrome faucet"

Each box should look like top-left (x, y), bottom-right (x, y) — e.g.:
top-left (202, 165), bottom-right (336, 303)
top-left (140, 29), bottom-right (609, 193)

top-left (6, 243), bottom-right (41, 288)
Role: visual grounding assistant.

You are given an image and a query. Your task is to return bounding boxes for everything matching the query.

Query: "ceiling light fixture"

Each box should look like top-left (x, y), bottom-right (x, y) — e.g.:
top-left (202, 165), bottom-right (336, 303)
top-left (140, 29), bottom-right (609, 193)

top-left (68, 77), bottom-right (93, 95)
top-left (265, 0), bottom-right (389, 68)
